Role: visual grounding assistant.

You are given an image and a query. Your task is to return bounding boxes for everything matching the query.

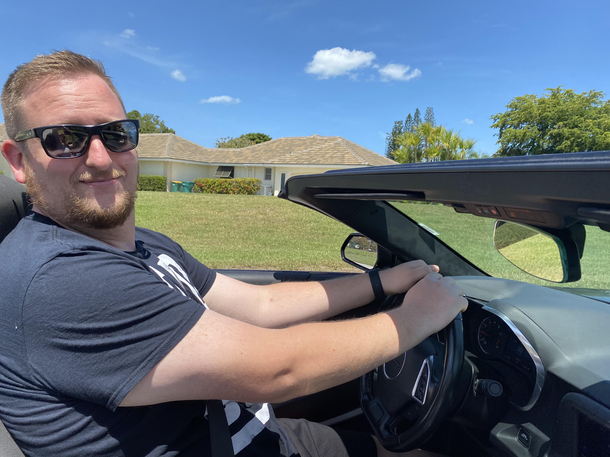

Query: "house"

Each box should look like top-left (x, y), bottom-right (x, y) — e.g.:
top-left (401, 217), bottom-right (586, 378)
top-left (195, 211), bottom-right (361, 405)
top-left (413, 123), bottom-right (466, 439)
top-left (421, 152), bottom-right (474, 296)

top-left (0, 124), bottom-right (397, 194)
top-left (138, 133), bottom-right (396, 195)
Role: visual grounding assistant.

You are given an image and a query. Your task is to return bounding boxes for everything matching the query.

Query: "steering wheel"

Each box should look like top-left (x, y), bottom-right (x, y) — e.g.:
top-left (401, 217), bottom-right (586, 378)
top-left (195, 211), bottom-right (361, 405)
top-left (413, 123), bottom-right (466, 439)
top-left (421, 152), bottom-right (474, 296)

top-left (360, 293), bottom-right (465, 452)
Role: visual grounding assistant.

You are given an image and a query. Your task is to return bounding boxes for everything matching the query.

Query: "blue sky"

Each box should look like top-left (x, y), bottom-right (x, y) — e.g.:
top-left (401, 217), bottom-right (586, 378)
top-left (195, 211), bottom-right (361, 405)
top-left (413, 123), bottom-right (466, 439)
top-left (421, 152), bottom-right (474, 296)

top-left (1, 0), bottom-right (609, 157)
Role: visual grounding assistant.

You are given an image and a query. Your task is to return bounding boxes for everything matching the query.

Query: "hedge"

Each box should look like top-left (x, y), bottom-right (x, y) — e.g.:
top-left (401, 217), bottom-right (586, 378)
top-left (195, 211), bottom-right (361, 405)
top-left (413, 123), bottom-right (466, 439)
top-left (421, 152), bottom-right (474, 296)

top-left (138, 175), bottom-right (167, 192)
top-left (193, 178), bottom-right (262, 195)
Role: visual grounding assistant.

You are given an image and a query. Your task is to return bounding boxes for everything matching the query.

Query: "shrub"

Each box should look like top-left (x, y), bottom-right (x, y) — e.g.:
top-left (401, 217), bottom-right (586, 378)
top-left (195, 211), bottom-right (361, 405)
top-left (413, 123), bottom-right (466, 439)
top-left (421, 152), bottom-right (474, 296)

top-left (138, 175), bottom-right (167, 192)
top-left (193, 178), bottom-right (262, 195)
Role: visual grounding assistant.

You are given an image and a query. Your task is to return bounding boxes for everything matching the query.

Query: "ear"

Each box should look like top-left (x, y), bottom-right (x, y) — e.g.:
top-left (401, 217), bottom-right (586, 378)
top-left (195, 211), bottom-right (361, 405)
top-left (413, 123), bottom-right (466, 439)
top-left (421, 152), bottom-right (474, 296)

top-left (1, 140), bottom-right (27, 184)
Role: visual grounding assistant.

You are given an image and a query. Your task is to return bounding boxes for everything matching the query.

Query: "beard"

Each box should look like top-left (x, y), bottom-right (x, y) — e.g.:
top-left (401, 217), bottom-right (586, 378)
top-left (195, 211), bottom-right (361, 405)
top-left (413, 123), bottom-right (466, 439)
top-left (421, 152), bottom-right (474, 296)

top-left (24, 159), bottom-right (138, 230)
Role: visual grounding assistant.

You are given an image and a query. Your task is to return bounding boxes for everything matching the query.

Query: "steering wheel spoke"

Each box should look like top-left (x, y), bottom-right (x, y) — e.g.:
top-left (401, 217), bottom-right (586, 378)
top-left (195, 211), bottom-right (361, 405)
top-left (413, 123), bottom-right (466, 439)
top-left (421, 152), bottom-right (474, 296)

top-left (360, 314), bottom-right (465, 452)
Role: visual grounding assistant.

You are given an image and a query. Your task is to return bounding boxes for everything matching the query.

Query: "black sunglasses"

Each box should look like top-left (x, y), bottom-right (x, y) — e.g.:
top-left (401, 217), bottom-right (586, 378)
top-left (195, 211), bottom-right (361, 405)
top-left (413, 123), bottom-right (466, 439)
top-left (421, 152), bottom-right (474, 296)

top-left (14, 119), bottom-right (140, 159)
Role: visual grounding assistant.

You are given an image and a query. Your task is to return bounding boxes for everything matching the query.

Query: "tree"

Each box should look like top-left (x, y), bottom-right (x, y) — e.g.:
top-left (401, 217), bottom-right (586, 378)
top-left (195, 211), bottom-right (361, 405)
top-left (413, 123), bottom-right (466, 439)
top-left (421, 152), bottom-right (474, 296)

top-left (491, 87), bottom-right (610, 156)
top-left (424, 107), bottom-right (436, 126)
top-left (215, 136), bottom-right (254, 148)
top-left (385, 107), bottom-right (475, 161)
top-left (385, 121), bottom-right (404, 159)
top-left (244, 133), bottom-right (272, 144)
top-left (126, 110), bottom-right (176, 134)
top-left (394, 122), bottom-right (477, 163)
top-left (413, 108), bottom-right (422, 126)
top-left (403, 114), bottom-right (414, 134)
top-left (215, 133), bottom-right (272, 148)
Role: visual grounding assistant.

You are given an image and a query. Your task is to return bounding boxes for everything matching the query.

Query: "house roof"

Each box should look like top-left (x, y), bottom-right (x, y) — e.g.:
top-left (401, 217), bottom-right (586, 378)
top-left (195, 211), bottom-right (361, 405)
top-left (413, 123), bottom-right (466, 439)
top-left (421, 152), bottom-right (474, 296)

top-left (138, 133), bottom-right (396, 166)
top-left (0, 124), bottom-right (396, 167)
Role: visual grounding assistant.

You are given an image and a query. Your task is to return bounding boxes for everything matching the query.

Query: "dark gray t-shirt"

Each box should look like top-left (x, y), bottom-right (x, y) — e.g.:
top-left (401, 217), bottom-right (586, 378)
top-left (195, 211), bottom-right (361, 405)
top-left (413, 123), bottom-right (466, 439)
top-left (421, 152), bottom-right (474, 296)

top-left (0, 213), bottom-right (287, 456)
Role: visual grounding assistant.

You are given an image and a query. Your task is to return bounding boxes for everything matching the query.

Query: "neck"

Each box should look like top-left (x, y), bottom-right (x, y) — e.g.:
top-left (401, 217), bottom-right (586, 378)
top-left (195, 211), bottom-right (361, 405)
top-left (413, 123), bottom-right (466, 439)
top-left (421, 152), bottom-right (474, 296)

top-left (33, 204), bottom-right (137, 251)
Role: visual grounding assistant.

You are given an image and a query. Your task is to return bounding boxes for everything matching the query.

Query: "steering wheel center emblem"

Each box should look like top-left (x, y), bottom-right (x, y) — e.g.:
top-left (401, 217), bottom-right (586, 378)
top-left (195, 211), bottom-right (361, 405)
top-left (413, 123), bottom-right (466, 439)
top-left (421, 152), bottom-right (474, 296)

top-left (383, 352), bottom-right (406, 380)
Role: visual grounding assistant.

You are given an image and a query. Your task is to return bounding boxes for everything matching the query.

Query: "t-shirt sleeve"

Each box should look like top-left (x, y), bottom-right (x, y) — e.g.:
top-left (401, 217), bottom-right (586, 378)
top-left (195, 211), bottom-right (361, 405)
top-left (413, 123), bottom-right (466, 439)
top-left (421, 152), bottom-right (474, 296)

top-left (136, 228), bottom-right (216, 297)
top-left (22, 249), bottom-right (206, 411)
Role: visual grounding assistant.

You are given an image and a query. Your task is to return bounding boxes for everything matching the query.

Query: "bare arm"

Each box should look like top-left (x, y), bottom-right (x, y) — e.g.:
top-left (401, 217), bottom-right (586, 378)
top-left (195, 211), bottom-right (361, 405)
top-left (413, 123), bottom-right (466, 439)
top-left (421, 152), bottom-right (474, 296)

top-left (203, 260), bottom-right (439, 328)
top-left (120, 273), bottom-right (467, 407)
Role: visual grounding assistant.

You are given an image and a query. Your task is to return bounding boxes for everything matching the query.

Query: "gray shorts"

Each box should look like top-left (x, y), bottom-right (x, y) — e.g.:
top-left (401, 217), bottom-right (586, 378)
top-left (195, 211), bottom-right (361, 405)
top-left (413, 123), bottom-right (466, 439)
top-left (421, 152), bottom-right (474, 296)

top-left (276, 418), bottom-right (377, 457)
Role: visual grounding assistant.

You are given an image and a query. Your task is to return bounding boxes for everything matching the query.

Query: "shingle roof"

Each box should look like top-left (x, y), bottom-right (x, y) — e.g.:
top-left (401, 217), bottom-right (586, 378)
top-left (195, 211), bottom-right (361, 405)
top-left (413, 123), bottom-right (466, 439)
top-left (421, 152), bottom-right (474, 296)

top-left (138, 133), bottom-right (396, 166)
top-left (0, 124), bottom-right (396, 166)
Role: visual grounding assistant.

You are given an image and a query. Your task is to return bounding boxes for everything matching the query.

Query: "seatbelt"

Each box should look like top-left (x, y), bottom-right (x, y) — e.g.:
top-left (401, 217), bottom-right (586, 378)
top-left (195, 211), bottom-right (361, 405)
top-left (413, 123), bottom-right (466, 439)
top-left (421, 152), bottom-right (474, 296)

top-left (207, 400), bottom-right (235, 457)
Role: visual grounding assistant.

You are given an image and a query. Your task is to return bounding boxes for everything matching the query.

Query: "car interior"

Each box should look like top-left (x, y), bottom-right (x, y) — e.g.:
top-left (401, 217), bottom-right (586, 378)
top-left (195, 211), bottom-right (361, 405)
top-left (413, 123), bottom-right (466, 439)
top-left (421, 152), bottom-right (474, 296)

top-left (1, 150), bottom-right (610, 457)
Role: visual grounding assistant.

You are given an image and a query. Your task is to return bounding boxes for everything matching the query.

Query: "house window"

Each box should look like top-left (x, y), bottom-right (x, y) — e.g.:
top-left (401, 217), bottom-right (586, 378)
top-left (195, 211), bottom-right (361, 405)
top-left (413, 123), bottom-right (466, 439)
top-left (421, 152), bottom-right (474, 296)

top-left (265, 168), bottom-right (272, 181)
top-left (214, 166), bottom-right (234, 178)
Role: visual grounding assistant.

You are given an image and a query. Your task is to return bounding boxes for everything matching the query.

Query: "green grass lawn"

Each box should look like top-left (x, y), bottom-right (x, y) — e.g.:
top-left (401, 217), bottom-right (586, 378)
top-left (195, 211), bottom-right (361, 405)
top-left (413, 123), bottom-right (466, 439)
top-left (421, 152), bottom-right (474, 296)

top-left (134, 192), bottom-right (610, 292)
top-left (135, 192), bottom-right (356, 271)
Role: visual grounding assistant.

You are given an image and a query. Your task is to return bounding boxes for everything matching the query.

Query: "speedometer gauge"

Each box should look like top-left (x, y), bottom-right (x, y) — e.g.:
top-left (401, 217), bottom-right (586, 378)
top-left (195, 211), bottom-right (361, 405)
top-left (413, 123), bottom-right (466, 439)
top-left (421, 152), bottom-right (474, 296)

top-left (478, 316), bottom-right (505, 356)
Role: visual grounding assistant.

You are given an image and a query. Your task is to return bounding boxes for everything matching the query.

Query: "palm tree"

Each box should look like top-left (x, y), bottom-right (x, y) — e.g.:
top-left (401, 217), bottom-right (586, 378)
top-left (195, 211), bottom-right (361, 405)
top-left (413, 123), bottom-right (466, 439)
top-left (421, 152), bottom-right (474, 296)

top-left (414, 122), bottom-right (437, 161)
top-left (438, 128), bottom-right (460, 160)
top-left (394, 122), bottom-right (479, 163)
top-left (395, 131), bottom-right (421, 163)
top-left (459, 138), bottom-right (478, 159)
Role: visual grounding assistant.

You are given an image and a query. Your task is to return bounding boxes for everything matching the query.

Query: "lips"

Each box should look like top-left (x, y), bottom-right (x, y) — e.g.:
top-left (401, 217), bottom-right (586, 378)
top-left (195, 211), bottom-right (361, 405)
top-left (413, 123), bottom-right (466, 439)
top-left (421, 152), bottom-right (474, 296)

top-left (76, 169), bottom-right (126, 184)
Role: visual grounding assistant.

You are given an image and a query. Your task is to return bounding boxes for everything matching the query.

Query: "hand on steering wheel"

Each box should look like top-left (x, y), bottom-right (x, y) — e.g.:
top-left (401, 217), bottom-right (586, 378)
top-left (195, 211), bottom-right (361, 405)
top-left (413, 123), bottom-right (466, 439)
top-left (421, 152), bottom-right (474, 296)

top-left (360, 292), bottom-right (467, 452)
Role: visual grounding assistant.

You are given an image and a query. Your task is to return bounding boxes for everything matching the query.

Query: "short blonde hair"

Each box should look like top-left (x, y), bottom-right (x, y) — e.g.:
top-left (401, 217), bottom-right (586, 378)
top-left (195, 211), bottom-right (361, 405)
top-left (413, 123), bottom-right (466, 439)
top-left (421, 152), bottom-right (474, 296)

top-left (1, 50), bottom-right (126, 139)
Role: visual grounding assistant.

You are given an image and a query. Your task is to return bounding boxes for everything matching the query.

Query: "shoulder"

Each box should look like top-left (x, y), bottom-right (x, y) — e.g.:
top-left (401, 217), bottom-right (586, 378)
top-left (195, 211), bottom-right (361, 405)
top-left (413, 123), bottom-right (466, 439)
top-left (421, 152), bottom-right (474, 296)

top-left (135, 226), bottom-right (190, 260)
top-left (0, 213), bottom-right (107, 273)
top-left (135, 226), bottom-right (180, 247)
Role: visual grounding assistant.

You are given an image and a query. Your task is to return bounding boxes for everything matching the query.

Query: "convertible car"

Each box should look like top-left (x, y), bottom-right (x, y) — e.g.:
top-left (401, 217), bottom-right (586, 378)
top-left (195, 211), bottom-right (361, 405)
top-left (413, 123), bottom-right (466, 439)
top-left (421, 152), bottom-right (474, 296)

top-left (1, 150), bottom-right (609, 457)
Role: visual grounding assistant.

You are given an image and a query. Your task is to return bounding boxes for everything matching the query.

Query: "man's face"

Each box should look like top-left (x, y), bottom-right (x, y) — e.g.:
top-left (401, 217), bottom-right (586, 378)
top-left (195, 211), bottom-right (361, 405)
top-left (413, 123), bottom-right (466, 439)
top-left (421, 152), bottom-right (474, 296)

top-left (19, 74), bottom-right (138, 230)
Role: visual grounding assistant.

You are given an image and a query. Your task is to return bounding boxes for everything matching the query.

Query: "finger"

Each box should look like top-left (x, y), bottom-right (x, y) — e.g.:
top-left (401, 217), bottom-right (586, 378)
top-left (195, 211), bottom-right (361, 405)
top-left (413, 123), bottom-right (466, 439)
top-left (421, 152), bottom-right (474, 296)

top-left (460, 295), bottom-right (469, 313)
top-left (402, 259), bottom-right (427, 270)
top-left (425, 272), bottom-right (443, 281)
top-left (439, 276), bottom-right (456, 286)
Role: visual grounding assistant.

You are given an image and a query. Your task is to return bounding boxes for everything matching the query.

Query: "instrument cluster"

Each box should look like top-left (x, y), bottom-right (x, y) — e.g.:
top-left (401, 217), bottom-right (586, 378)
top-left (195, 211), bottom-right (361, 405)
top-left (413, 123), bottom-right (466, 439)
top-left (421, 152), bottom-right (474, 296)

top-left (465, 304), bottom-right (545, 410)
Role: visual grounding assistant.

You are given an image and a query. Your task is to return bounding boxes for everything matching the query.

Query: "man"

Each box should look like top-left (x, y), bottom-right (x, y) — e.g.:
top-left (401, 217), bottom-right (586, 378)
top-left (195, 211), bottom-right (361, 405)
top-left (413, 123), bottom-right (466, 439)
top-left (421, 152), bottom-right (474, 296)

top-left (0, 51), bottom-right (467, 457)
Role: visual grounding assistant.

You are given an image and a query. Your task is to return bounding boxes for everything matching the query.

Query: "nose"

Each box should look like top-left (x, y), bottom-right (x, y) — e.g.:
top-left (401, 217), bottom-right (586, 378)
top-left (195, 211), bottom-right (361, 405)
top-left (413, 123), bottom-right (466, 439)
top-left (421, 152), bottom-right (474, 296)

top-left (84, 135), bottom-right (112, 170)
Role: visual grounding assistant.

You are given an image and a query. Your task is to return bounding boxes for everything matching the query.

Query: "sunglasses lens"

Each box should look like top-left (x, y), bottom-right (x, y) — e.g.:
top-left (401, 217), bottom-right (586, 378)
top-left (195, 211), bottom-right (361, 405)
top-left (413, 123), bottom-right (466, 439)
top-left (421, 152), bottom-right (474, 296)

top-left (37, 120), bottom-right (138, 158)
top-left (101, 121), bottom-right (138, 152)
top-left (41, 127), bottom-right (88, 158)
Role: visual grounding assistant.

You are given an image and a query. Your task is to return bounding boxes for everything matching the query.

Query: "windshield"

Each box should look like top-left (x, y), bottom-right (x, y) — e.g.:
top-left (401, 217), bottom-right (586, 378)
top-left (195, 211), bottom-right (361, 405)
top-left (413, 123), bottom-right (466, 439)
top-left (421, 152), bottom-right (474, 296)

top-left (390, 201), bottom-right (610, 300)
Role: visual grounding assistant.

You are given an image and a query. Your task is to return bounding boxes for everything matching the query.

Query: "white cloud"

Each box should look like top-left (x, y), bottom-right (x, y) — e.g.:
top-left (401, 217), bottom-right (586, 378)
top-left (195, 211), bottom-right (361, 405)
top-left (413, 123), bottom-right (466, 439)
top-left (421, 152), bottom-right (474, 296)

top-left (104, 32), bottom-right (178, 68)
top-left (120, 29), bottom-right (136, 39)
top-left (200, 96), bottom-right (241, 105)
top-left (463, 118), bottom-right (474, 125)
top-left (170, 69), bottom-right (186, 82)
top-left (305, 47), bottom-right (376, 79)
top-left (378, 63), bottom-right (422, 82)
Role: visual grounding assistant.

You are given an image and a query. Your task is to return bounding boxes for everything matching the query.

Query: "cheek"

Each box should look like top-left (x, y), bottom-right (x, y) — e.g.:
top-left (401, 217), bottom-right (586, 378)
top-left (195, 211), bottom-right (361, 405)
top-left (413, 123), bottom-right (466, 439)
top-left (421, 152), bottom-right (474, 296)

top-left (113, 150), bottom-right (137, 167)
top-left (122, 153), bottom-right (140, 178)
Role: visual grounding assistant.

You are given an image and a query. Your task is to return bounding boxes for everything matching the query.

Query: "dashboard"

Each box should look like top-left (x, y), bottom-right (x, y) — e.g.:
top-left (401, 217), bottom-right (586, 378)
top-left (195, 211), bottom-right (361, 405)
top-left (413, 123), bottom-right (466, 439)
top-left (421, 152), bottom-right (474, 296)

top-left (455, 277), bottom-right (610, 457)
top-left (464, 303), bottom-right (544, 411)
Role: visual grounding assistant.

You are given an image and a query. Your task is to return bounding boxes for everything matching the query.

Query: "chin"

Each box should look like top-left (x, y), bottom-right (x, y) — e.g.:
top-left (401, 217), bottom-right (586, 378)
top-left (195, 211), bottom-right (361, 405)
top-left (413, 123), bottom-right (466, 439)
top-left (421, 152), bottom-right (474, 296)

top-left (66, 191), bottom-right (136, 230)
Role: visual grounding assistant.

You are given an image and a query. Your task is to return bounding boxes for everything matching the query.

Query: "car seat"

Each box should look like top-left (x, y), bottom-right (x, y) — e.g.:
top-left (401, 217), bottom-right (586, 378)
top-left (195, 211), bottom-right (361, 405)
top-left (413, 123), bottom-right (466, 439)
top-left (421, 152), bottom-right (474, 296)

top-left (0, 174), bottom-right (28, 243)
top-left (0, 174), bottom-right (28, 457)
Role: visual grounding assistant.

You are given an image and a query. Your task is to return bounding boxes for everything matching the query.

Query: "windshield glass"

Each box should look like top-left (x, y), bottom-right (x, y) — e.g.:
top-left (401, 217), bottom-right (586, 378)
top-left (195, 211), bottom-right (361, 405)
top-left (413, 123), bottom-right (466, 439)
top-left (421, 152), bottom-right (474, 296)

top-left (390, 201), bottom-right (610, 300)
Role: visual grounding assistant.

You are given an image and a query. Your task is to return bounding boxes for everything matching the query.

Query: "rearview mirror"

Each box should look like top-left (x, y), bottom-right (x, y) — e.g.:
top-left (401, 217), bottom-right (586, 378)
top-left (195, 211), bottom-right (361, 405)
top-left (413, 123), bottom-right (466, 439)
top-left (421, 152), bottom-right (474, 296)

top-left (342, 234), bottom-right (378, 270)
top-left (493, 221), bottom-right (581, 282)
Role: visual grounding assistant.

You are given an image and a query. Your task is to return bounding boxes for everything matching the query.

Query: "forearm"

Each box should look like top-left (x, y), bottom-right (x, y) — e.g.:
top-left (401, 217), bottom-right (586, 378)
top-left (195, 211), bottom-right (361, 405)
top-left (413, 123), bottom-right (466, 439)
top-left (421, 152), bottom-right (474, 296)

top-left (204, 261), bottom-right (437, 329)
top-left (256, 261), bottom-right (438, 328)
top-left (121, 308), bottom-right (410, 406)
top-left (262, 311), bottom-right (409, 401)
top-left (204, 271), bottom-right (377, 329)
top-left (256, 272), bottom-right (376, 327)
